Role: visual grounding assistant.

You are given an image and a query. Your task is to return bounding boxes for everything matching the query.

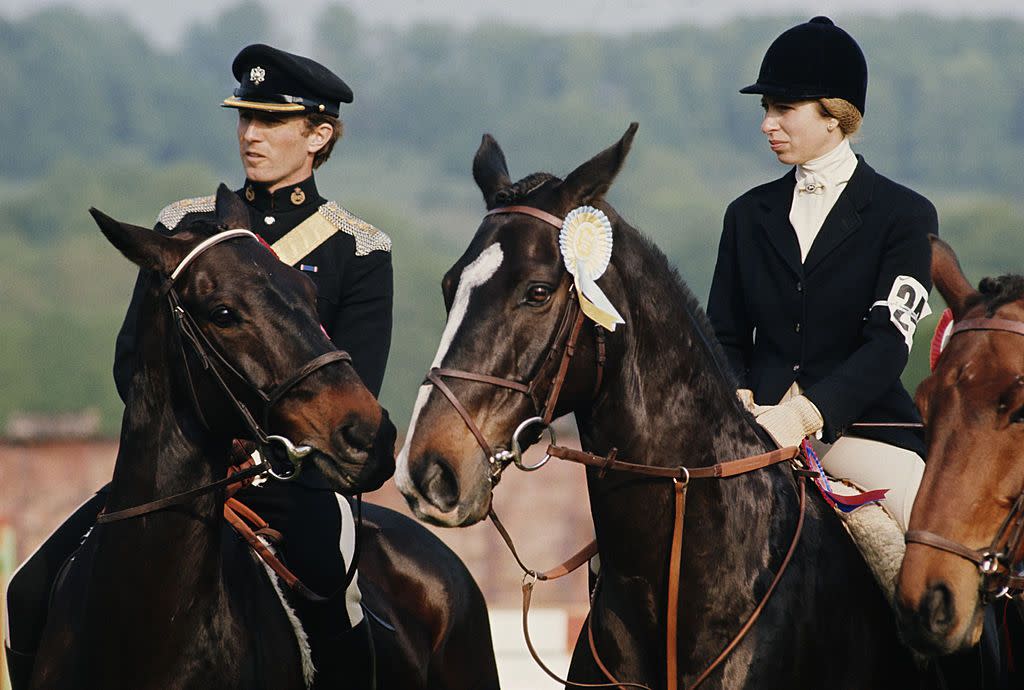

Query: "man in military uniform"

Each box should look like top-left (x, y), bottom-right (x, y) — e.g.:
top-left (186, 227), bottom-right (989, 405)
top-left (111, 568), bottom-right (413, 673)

top-left (5, 44), bottom-right (391, 689)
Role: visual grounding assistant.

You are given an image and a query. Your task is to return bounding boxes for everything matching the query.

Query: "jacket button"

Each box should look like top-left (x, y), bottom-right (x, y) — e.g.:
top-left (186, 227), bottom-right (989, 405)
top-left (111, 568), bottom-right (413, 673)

top-left (792, 363), bottom-right (801, 372)
top-left (795, 322), bottom-right (801, 333)
top-left (796, 282), bottom-right (803, 292)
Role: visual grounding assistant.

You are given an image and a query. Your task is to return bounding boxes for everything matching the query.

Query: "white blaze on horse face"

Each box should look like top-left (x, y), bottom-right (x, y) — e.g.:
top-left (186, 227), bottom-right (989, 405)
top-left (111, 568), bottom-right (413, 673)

top-left (396, 243), bottom-right (505, 492)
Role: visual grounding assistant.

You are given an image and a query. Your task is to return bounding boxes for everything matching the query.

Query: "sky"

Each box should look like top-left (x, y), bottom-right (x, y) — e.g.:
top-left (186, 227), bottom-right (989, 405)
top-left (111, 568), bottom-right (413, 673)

top-left (1, 0), bottom-right (1022, 47)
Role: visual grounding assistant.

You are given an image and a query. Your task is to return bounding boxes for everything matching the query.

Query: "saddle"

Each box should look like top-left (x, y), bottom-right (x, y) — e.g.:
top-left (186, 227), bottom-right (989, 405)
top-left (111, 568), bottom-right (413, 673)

top-left (817, 474), bottom-right (906, 606)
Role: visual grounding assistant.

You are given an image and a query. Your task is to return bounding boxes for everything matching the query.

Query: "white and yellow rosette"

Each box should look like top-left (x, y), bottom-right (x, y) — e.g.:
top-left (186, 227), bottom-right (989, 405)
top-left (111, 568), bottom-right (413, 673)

top-left (559, 206), bottom-right (624, 331)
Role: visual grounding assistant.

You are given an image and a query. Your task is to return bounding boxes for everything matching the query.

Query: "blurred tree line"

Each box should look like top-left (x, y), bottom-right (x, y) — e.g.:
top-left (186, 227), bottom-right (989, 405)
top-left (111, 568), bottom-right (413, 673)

top-left (0, 5), bottom-right (1021, 434)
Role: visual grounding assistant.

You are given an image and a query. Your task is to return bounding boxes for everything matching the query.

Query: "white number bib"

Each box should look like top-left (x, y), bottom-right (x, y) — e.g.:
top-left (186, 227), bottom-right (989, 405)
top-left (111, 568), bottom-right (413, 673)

top-left (873, 275), bottom-right (932, 351)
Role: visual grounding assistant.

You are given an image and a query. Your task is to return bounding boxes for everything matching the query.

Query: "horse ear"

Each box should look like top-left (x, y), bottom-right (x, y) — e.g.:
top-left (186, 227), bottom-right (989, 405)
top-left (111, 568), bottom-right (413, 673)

top-left (557, 122), bottom-right (638, 209)
top-left (90, 208), bottom-right (184, 274)
top-left (215, 183), bottom-right (251, 229)
top-left (473, 134), bottom-right (512, 210)
top-left (930, 235), bottom-right (977, 319)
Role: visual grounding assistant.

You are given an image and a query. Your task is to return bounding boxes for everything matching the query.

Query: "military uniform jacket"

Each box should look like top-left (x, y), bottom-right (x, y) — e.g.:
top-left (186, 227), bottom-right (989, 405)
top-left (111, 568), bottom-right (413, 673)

top-left (707, 157), bottom-right (936, 455)
top-left (113, 176), bottom-right (393, 484)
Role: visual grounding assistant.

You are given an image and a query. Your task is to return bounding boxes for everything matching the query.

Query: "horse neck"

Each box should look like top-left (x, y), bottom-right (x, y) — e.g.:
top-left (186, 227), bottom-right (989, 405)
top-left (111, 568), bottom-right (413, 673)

top-left (575, 229), bottom-right (791, 607)
top-left (582, 228), bottom-right (764, 464)
top-left (103, 292), bottom-right (229, 585)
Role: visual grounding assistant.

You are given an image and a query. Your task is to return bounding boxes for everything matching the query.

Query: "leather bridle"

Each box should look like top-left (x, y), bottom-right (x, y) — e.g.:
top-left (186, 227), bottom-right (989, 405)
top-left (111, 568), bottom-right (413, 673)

top-left (421, 205), bottom-right (808, 690)
top-left (99, 229), bottom-right (352, 524)
top-left (905, 316), bottom-right (1024, 600)
top-left (425, 205), bottom-right (605, 484)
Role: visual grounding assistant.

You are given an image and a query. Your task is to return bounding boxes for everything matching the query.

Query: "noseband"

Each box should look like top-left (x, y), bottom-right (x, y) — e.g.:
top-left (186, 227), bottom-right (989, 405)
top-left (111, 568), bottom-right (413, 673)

top-left (905, 316), bottom-right (1024, 600)
top-left (424, 206), bottom-right (605, 483)
top-left (98, 229), bottom-right (352, 524)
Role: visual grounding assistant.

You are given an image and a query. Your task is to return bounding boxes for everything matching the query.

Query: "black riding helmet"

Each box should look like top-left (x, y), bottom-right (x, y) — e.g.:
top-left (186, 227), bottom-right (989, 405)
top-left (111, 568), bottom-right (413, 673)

top-left (740, 16), bottom-right (867, 115)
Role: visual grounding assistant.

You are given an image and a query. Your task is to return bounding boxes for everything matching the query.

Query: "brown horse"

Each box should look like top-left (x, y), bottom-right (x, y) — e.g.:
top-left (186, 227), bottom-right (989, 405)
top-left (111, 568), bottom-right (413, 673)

top-left (897, 235), bottom-right (1024, 668)
top-left (28, 187), bottom-right (498, 690)
top-left (397, 126), bottom-right (935, 689)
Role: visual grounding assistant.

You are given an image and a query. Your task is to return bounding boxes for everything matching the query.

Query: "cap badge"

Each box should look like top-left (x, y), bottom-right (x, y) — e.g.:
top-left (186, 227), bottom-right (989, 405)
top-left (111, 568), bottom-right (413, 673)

top-left (559, 206), bottom-right (624, 331)
top-left (250, 66), bottom-right (266, 85)
top-left (291, 187), bottom-right (306, 205)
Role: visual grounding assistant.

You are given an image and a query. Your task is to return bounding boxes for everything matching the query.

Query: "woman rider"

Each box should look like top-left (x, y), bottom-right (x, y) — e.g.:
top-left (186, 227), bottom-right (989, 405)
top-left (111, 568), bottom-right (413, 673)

top-left (707, 16), bottom-right (937, 532)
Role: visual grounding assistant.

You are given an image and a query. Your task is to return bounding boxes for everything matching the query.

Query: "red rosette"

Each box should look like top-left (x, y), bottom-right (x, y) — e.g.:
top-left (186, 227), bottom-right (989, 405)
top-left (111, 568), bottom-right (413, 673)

top-left (929, 308), bottom-right (954, 372)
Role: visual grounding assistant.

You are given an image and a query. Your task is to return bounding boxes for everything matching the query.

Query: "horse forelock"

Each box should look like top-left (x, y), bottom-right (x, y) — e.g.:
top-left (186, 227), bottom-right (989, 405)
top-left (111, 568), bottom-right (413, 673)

top-left (179, 214), bottom-right (225, 238)
top-left (494, 172), bottom-right (559, 206)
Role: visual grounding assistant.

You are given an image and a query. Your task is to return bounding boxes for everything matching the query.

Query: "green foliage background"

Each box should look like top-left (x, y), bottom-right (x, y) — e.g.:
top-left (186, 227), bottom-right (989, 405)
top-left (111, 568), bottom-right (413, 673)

top-left (1, 6), bottom-right (1022, 434)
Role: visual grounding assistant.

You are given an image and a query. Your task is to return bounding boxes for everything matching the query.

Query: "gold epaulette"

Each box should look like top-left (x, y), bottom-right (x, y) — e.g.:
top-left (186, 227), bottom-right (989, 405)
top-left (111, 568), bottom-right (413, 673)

top-left (318, 202), bottom-right (392, 256)
top-left (156, 195), bottom-right (217, 231)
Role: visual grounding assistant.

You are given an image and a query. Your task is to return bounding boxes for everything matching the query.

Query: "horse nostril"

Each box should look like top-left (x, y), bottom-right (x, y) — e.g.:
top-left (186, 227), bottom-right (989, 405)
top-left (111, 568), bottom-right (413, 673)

top-left (921, 582), bottom-right (955, 636)
top-left (337, 419), bottom-right (374, 451)
top-left (414, 454), bottom-right (460, 513)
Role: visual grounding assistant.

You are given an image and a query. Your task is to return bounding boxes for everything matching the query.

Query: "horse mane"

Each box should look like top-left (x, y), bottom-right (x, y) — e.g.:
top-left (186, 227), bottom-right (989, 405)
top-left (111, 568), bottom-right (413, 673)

top-left (610, 211), bottom-right (739, 392)
top-left (509, 171), bottom-right (738, 393)
top-left (495, 173), bottom-right (557, 205)
top-left (179, 215), bottom-right (226, 237)
top-left (974, 274), bottom-right (1024, 316)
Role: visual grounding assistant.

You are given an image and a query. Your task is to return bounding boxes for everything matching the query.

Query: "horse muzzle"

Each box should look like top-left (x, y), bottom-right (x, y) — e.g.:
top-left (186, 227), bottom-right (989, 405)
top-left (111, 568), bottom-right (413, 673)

top-left (396, 445), bottom-right (492, 527)
top-left (896, 552), bottom-right (985, 655)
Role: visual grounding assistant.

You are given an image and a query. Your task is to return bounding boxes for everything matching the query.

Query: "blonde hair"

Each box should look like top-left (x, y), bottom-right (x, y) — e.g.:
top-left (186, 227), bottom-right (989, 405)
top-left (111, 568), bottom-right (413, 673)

top-left (818, 98), bottom-right (862, 136)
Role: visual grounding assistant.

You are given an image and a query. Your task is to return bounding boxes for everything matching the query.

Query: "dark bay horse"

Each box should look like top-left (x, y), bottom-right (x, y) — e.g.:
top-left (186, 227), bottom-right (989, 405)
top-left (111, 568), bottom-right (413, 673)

top-left (30, 187), bottom-right (498, 690)
top-left (396, 126), bottom-right (933, 688)
top-left (897, 236), bottom-right (1024, 665)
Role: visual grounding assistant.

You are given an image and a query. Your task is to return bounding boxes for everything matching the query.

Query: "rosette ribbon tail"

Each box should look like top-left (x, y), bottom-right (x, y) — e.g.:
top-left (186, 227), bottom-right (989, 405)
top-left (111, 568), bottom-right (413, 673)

top-left (576, 272), bottom-right (624, 331)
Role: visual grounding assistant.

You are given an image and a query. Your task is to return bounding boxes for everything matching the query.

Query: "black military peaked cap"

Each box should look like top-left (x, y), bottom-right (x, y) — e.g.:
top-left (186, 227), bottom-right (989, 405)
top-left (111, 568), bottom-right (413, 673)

top-left (222, 44), bottom-right (353, 117)
top-left (740, 17), bottom-right (867, 115)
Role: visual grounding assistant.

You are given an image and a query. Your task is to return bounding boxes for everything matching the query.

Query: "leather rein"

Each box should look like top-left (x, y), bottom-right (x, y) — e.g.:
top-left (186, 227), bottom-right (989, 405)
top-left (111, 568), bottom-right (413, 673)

top-left (905, 316), bottom-right (1024, 600)
top-left (98, 229), bottom-right (352, 524)
top-left (425, 205), bottom-right (808, 690)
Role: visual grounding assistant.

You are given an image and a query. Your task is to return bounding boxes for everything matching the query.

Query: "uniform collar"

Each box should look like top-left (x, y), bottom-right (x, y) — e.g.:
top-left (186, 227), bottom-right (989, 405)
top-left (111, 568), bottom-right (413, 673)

top-left (240, 175), bottom-right (323, 212)
top-left (794, 138), bottom-right (857, 194)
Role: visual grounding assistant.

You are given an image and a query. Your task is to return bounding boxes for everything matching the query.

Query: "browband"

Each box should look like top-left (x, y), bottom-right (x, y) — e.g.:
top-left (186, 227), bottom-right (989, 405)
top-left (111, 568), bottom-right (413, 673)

top-left (170, 229), bottom-right (260, 282)
top-left (485, 205), bottom-right (564, 230)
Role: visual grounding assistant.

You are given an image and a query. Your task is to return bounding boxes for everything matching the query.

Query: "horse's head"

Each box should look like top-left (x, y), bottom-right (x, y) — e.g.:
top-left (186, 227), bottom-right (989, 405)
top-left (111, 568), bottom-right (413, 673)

top-left (92, 185), bottom-right (396, 492)
top-left (897, 235), bottom-right (1024, 654)
top-left (396, 124), bottom-right (637, 526)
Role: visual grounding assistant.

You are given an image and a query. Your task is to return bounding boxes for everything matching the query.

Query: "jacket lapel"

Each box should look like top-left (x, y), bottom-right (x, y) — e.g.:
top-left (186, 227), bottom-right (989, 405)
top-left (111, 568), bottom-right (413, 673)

top-left (756, 170), bottom-right (802, 278)
top-left (803, 156), bottom-right (875, 275)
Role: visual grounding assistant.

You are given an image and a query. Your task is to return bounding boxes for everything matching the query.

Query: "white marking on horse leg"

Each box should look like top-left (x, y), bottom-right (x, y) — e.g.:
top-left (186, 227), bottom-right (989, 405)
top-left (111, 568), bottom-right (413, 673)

top-left (396, 243), bottom-right (505, 489)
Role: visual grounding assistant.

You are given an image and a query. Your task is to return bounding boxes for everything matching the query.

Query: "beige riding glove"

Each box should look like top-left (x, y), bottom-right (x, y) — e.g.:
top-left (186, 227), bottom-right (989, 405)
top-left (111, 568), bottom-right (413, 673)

top-left (736, 388), bottom-right (756, 411)
top-left (736, 388), bottom-right (772, 416)
top-left (754, 395), bottom-right (824, 449)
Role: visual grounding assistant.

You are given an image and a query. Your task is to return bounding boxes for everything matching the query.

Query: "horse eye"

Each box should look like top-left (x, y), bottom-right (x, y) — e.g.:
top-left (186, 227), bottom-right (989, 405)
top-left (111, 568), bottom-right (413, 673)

top-left (1010, 408), bottom-right (1024, 425)
top-left (209, 306), bottom-right (237, 327)
top-left (525, 284), bottom-right (552, 306)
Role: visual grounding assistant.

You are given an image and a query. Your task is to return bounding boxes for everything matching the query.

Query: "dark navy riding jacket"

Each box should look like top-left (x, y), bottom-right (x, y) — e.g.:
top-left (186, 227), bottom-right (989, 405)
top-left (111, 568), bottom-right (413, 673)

top-left (707, 157), bottom-right (936, 455)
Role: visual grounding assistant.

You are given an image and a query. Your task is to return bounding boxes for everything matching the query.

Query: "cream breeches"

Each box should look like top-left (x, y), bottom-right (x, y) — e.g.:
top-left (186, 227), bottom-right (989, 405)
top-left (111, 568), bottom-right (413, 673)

top-left (812, 435), bottom-right (924, 532)
top-left (778, 383), bottom-right (924, 532)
